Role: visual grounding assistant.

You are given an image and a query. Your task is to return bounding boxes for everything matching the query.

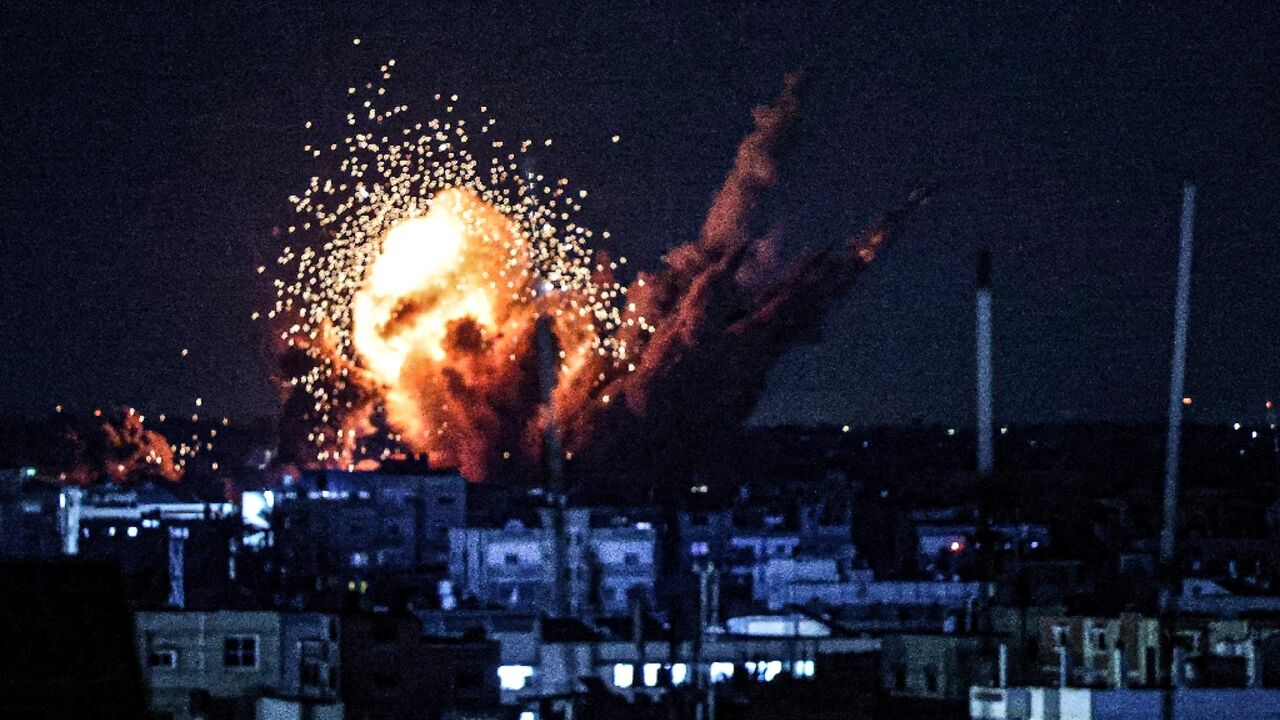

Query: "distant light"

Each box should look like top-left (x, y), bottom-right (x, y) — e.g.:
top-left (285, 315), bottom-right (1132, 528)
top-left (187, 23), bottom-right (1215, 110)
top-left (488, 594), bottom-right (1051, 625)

top-left (1000, 427), bottom-right (1009, 435)
top-left (22, 467), bottom-right (36, 478)
top-left (126, 526), bottom-right (138, 538)
top-left (1030, 541), bottom-right (1040, 549)
top-left (1251, 431), bottom-right (1259, 439)
top-left (1182, 396), bottom-right (1193, 406)
top-left (613, 664), bottom-right (634, 688)
top-left (1267, 401), bottom-right (1274, 410)
top-left (497, 665), bottom-right (534, 691)
top-left (1233, 422), bottom-right (1242, 431)
top-left (949, 540), bottom-right (963, 553)
top-left (352, 37), bottom-right (361, 45)
top-left (946, 428), bottom-right (956, 436)
top-left (643, 663), bottom-right (661, 687)
top-left (671, 663), bottom-right (688, 685)
top-left (841, 425), bottom-right (850, 433)
top-left (709, 662), bottom-right (735, 683)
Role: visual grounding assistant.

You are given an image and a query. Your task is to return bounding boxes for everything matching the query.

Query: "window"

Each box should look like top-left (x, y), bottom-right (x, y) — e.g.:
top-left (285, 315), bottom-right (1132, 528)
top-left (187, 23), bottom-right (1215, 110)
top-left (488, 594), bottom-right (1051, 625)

top-left (147, 649), bottom-right (177, 669)
top-left (624, 552), bottom-right (640, 566)
top-left (924, 665), bottom-right (939, 693)
top-left (690, 541), bottom-right (709, 557)
top-left (436, 495), bottom-right (455, 505)
top-left (498, 665), bottom-right (534, 691)
top-left (504, 552), bottom-right (520, 566)
top-left (223, 635), bottom-right (258, 668)
top-left (300, 660), bottom-right (326, 688)
top-left (613, 664), bottom-right (634, 688)
top-left (892, 664), bottom-right (907, 691)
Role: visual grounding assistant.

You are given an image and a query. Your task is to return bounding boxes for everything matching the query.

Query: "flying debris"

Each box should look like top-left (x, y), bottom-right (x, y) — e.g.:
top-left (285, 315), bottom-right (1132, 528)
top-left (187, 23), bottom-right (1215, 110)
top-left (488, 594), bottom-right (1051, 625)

top-left (267, 65), bottom-right (927, 499)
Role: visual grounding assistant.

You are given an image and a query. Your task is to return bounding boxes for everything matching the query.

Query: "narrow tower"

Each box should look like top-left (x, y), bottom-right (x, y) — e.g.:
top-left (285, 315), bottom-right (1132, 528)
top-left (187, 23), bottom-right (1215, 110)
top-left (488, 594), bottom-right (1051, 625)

top-left (1160, 183), bottom-right (1197, 577)
top-left (976, 249), bottom-right (994, 478)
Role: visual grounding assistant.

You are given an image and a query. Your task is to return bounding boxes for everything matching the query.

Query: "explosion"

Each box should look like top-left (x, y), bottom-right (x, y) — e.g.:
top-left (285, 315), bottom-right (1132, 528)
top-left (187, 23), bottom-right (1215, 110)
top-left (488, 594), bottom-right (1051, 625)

top-left (55, 407), bottom-right (182, 486)
top-left (271, 64), bottom-right (926, 497)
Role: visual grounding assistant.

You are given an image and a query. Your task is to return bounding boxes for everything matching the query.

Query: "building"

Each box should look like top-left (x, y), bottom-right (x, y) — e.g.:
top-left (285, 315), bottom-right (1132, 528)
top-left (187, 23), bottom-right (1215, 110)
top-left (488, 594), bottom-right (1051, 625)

top-left (266, 469), bottom-right (467, 608)
top-left (881, 632), bottom-right (1000, 703)
top-left (0, 469), bottom-right (63, 559)
top-left (340, 613), bottom-right (500, 720)
top-left (970, 687), bottom-right (1280, 719)
top-left (62, 481), bottom-right (239, 608)
top-left (448, 507), bottom-right (657, 616)
top-left (418, 607), bottom-right (876, 711)
top-left (0, 560), bottom-right (148, 719)
top-left (135, 610), bottom-right (340, 720)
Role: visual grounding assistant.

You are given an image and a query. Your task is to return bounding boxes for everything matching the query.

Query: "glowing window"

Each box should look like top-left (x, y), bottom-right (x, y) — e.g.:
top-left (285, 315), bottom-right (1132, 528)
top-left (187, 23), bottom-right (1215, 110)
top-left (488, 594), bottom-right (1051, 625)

top-left (613, 664), bottom-right (634, 688)
top-left (497, 665), bottom-right (534, 691)
top-left (709, 662), bottom-right (735, 682)
top-left (671, 663), bottom-right (688, 685)
top-left (643, 663), bottom-right (661, 687)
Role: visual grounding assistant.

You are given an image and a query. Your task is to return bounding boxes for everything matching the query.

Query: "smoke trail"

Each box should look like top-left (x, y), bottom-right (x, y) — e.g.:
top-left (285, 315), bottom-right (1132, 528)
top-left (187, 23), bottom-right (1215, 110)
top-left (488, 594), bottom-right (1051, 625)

top-left (553, 73), bottom-right (929, 499)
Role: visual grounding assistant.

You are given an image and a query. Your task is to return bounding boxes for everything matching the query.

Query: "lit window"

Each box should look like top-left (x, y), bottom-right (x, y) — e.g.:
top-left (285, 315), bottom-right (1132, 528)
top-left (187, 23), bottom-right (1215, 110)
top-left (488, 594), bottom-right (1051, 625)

top-left (350, 552), bottom-right (369, 567)
top-left (709, 662), bottom-right (734, 683)
top-left (671, 663), bottom-right (688, 685)
top-left (643, 663), bottom-right (661, 687)
top-left (690, 541), bottom-right (709, 557)
top-left (127, 526), bottom-right (138, 538)
top-left (613, 664), bottom-right (634, 688)
top-left (763, 660), bottom-right (782, 681)
top-left (497, 665), bottom-right (534, 691)
top-left (224, 635), bottom-right (258, 668)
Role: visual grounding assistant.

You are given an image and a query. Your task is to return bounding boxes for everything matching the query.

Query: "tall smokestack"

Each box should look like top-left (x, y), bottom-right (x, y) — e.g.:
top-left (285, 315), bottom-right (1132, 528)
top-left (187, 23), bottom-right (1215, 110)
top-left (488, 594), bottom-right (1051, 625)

top-left (535, 314), bottom-right (570, 617)
top-left (976, 249), bottom-right (994, 478)
top-left (1160, 183), bottom-right (1197, 578)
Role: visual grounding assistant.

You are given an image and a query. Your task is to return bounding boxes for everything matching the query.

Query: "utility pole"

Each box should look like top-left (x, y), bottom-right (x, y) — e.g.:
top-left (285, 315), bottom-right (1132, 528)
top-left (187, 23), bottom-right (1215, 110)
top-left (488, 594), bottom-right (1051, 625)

top-left (976, 249), bottom-right (995, 478)
top-left (1159, 182), bottom-right (1197, 612)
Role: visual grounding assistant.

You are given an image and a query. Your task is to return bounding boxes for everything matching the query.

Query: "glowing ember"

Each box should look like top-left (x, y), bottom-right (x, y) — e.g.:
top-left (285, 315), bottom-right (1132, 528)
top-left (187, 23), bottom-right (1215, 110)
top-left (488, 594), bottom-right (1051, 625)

top-left (268, 58), bottom-right (631, 478)
top-left (269, 62), bottom-right (926, 495)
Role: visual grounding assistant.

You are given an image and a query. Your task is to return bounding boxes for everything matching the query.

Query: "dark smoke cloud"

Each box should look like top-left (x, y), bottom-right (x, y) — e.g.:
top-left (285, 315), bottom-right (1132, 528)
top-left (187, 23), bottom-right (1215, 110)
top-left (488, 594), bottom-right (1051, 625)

top-left (54, 407), bottom-right (183, 485)
top-left (552, 73), bottom-right (929, 501)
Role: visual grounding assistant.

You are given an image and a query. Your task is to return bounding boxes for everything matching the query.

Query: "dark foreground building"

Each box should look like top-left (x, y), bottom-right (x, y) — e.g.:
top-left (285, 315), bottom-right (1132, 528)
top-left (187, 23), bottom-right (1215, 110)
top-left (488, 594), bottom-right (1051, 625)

top-left (0, 560), bottom-right (148, 719)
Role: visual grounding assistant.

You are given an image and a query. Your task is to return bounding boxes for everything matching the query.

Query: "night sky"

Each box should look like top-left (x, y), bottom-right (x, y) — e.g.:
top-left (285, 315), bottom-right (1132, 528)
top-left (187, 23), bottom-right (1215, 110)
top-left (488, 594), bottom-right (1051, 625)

top-left (2, 2), bottom-right (1277, 428)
